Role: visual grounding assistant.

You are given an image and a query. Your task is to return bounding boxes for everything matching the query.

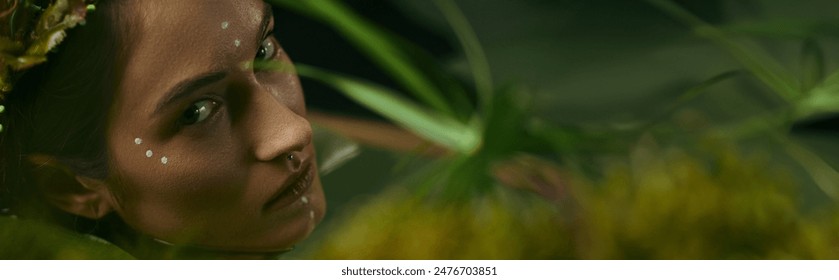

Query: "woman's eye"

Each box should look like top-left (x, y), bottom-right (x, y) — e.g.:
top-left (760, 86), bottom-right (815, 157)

top-left (256, 37), bottom-right (277, 61)
top-left (180, 100), bottom-right (218, 125)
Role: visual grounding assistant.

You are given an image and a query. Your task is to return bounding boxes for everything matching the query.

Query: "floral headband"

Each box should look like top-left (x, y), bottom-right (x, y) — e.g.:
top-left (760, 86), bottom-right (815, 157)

top-left (0, 0), bottom-right (96, 97)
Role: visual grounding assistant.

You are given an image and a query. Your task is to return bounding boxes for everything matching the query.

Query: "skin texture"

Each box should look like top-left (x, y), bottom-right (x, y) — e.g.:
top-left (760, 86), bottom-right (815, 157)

top-left (97, 0), bottom-right (325, 252)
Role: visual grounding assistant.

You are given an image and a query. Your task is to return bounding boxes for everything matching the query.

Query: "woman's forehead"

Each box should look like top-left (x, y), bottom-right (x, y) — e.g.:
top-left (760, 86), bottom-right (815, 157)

top-left (125, 0), bottom-right (266, 66)
top-left (116, 0), bottom-right (268, 113)
top-left (129, 0), bottom-right (265, 31)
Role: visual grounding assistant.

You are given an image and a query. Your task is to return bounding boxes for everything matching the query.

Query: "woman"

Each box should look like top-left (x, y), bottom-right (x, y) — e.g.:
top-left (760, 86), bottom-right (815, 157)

top-left (0, 0), bottom-right (326, 259)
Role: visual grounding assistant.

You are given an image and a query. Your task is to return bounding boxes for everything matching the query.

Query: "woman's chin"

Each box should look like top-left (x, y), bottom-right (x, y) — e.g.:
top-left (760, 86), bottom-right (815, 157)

top-left (225, 178), bottom-right (325, 253)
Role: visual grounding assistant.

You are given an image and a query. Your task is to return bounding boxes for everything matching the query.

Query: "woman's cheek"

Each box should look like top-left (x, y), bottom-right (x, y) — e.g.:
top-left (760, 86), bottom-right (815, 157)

top-left (109, 131), bottom-right (248, 236)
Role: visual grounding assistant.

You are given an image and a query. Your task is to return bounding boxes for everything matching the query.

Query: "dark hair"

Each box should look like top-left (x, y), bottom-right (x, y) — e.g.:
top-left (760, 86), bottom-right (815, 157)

top-left (0, 0), bottom-right (130, 221)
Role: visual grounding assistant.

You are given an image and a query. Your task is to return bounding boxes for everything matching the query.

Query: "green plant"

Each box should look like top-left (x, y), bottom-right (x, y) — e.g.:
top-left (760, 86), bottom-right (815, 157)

top-left (270, 0), bottom-right (839, 259)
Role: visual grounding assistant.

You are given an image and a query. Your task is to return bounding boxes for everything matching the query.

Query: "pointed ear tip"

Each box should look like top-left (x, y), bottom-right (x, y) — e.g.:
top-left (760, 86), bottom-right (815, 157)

top-left (53, 192), bottom-right (116, 220)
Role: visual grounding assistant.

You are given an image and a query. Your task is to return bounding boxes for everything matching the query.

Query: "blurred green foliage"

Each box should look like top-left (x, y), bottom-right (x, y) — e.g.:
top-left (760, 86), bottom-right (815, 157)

top-left (296, 142), bottom-right (839, 259)
top-left (0, 217), bottom-right (133, 259)
top-left (275, 0), bottom-right (839, 259)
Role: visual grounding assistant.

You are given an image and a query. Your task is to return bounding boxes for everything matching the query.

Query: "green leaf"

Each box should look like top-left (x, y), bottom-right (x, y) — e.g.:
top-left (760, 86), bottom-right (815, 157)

top-left (312, 124), bottom-right (361, 176)
top-left (640, 70), bottom-right (742, 132)
top-left (528, 119), bottom-right (633, 156)
top-left (268, 0), bottom-right (453, 116)
top-left (799, 38), bottom-right (825, 93)
top-left (0, 37), bottom-right (23, 53)
top-left (784, 139), bottom-right (839, 201)
top-left (722, 19), bottom-right (839, 40)
top-left (8, 54), bottom-right (47, 69)
top-left (645, 0), bottom-right (801, 103)
top-left (296, 64), bottom-right (481, 154)
top-left (480, 86), bottom-right (528, 158)
top-left (0, 217), bottom-right (134, 259)
top-left (796, 70), bottom-right (839, 120)
top-left (707, 110), bottom-right (788, 141)
top-left (433, 0), bottom-right (493, 114)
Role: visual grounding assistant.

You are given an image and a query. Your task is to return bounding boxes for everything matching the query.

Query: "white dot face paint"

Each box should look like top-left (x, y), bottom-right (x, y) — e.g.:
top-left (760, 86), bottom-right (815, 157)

top-left (161, 156), bottom-right (169, 165)
top-left (301, 196), bottom-right (309, 204)
top-left (134, 138), bottom-right (142, 145)
top-left (234, 39), bottom-right (241, 47)
top-left (221, 21), bottom-right (229, 29)
top-left (309, 210), bottom-right (315, 219)
top-left (145, 150), bottom-right (153, 158)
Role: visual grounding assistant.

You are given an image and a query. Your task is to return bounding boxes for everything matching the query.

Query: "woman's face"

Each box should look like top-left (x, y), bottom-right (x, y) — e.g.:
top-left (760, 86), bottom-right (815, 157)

top-left (102, 0), bottom-right (325, 252)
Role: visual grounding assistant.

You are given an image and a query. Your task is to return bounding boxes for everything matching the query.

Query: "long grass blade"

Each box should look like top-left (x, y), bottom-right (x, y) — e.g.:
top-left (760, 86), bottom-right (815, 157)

top-left (639, 70), bottom-right (742, 132)
top-left (312, 124), bottom-right (361, 176)
top-left (295, 64), bottom-right (481, 154)
top-left (799, 38), bottom-right (825, 93)
top-left (433, 0), bottom-right (494, 114)
top-left (268, 0), bottom-right (453, 116)
top-left (784, 139), bottom-right (839, 201)
top-left (723, 19), bottom-right (839, 40)
top-left (645, 0), bottom-right (801, 103)
top-left (796, 69), bottom-right (839, 120)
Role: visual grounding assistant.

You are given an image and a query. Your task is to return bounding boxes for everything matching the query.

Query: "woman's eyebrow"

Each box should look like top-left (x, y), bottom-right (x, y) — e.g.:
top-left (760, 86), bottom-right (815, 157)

top-left (153, 71), bottom-right (227, 115)
top-left (151, 5), bottom-right (272, 117)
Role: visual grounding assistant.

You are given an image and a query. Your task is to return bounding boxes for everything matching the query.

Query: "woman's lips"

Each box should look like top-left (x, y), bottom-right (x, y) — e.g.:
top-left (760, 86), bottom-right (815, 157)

top-left (263, 162), bottom-right (315, 213)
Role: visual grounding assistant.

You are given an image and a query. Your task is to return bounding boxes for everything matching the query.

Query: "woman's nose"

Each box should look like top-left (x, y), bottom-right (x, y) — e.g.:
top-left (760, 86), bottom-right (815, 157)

top-left (248, 87), bottom-right (312, 167)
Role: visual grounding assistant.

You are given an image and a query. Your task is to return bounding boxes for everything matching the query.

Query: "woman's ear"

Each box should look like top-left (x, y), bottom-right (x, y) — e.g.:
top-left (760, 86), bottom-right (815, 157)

top-left (27, 154), bottom-right (115, 219)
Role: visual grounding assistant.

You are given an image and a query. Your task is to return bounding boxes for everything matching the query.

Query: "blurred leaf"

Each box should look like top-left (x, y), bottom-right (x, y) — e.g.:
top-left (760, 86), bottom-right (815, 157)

top-left (268, 0), bottom-right (453, 116)
top-left (646, 0), bottom-right (801, 102)
top-left (641, 70), bottom-right (742, 131)
top-left (481, 87), bottom-right (528, 158)
top-left (797, 86), bottom-right (834, 122)
top-left (784, 139), bottom-right (839, 201)
top-left (709, 111), bottom-right (787, 140)
top-left (0, 217), bottom-right (134, 259)
top-left (528, 119), bottom-right (629, 155)
top-left (312, 124), bottom-right (361, 176)
top-left (799, 38), bottom-right (825, 92)
top-left (796, 69), bottom-right (839, 121)
top-left (385, 34), bottom-right (476, 122)
top-left (723, 19), bottom-right (839, 40)
top-left (295, 64), bottom-right (481, 154)
top-left (433, 0), bottom-right (494, 113)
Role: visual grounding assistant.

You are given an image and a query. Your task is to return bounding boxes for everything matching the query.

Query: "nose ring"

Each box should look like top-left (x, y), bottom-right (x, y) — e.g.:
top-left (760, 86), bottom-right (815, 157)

top-left (285, 151), bottom-right (303, 171)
